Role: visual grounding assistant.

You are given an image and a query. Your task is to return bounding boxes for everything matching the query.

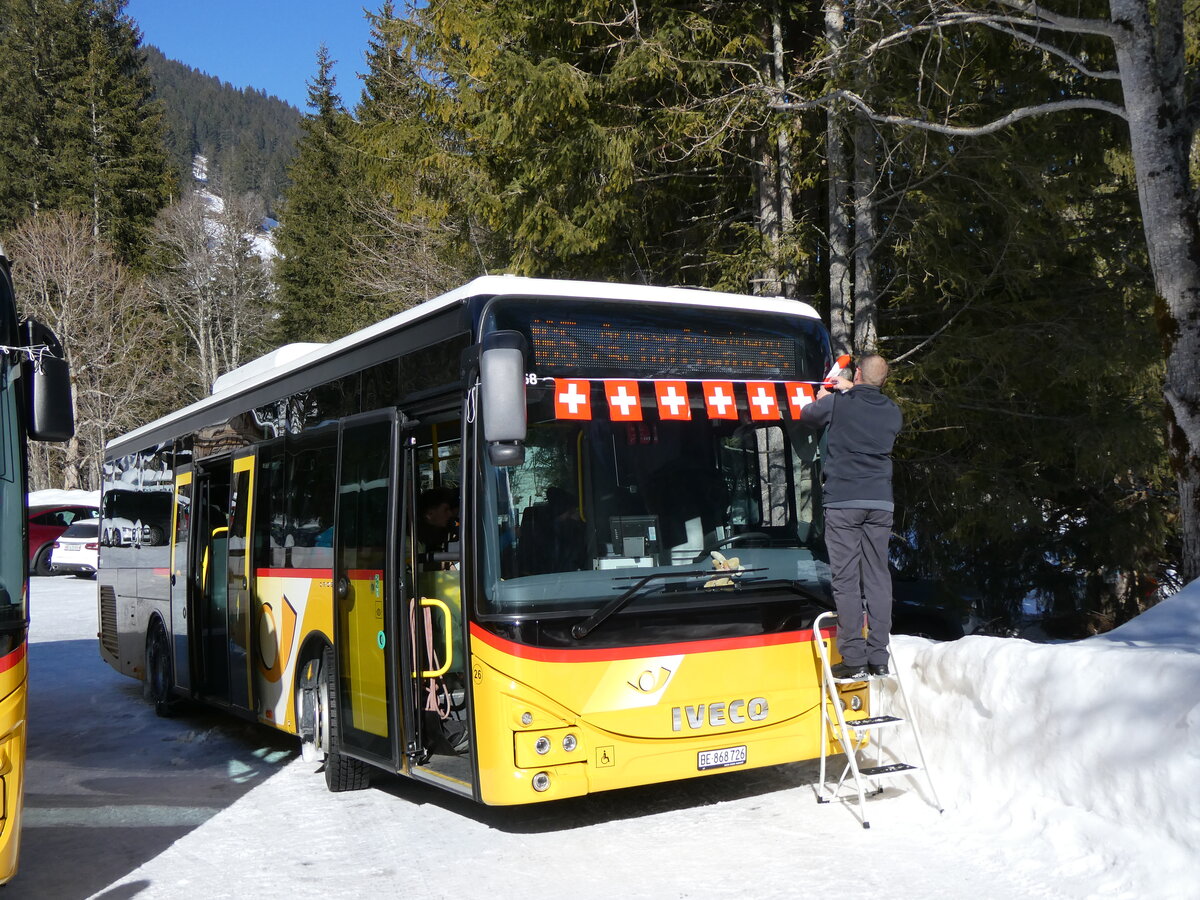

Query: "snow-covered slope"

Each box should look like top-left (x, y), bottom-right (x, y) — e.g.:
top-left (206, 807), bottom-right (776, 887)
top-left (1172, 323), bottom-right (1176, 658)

top-left (889, 580), bottom-right (1200, 895)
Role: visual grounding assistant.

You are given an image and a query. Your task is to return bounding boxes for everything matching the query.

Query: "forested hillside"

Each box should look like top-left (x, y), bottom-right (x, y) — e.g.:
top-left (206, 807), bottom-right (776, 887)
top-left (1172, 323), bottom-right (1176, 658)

top-left (144, 45), bottom-right (301, 215)
top-left (271, 1), bottom-right (1187, 631)
top-left (0, 0), bottom-right (1194, 635)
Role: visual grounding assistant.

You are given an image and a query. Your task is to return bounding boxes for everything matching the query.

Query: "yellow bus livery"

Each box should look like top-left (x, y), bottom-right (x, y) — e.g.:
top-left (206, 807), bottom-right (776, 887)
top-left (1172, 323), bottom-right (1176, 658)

top-left (98, 276), bottom-right (864, 806)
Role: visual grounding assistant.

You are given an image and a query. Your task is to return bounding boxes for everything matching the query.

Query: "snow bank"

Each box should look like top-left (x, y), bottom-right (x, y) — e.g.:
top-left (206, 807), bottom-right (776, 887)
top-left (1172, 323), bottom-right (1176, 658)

top-left (28, 489), bottom-right (100, 509)
top-left (890, 580), bottom-right (1200, 898)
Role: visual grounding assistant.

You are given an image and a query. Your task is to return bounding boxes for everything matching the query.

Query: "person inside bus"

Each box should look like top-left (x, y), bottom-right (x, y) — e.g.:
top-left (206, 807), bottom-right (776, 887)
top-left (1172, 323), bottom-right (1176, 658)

top-left (417, 486), bottom-right (459, 557)
top-left (805, 354), bottom-right (902, 681)
top-left (517, 486), bottom-right (587, 575)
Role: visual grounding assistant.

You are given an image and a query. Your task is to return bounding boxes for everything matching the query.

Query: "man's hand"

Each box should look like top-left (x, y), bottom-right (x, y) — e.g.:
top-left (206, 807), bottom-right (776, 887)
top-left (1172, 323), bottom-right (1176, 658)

top-left (819, 376), bottom-right (854, 397)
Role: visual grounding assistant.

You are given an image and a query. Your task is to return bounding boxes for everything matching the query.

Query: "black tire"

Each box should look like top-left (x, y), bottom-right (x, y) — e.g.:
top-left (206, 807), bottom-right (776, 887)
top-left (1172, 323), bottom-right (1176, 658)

top-left (322, 646), bottom-right (370, 792)
top-left (144, 625), bottom-right (175, 717)
top-left (32, 545), bottom-right (53, 577)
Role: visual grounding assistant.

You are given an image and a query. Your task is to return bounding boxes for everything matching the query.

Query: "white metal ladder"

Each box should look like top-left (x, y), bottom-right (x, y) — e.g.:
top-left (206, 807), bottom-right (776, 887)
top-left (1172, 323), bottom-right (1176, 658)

top-left (812, 611), bottom-right (943, 829)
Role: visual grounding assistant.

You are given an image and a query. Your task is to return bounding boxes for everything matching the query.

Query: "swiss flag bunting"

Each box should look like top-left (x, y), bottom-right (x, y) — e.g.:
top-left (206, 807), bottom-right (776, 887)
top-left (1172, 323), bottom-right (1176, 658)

top-left (746, 382), bottom-right (781, 420)
top-left (702, 381), bottom-right (739, 419)
top-left (786, 382), bottom-right (815, 419)
top-left (554, 379), bottom-right (592, 419)
top-left (654, 381), bottom-right (692, 420)
top-left (604, 380), bottom-right (643, 421)
top-left (551, 379), bottom-right (823, 422)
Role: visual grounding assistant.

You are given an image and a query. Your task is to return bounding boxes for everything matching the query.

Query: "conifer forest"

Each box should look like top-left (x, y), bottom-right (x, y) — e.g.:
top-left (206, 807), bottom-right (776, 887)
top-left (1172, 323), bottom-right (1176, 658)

top-left (0, 0), bottom-right (1197, 633)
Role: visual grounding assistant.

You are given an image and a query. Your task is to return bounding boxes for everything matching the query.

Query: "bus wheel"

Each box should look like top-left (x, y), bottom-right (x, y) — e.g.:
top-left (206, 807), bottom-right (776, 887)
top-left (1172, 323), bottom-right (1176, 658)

top-left (144, 626), bottom-right (175, 717)
top-left (321, 646), bottom-right (370, 792)
top-left (295, 654), bottom-right (324, 763)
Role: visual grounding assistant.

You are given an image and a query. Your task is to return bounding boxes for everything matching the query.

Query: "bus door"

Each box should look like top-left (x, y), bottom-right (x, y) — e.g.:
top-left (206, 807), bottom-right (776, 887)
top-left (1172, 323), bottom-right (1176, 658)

top-left (169, 469), bottom-right (193, 692)
top-left (224, 452), bottom-right (256, 709)
top-left (332, 412), bottom-right (403, 768)
top-left (191, 460), bottom-right (231, 703)
top-left (405, 421), bottom-right (472, 794)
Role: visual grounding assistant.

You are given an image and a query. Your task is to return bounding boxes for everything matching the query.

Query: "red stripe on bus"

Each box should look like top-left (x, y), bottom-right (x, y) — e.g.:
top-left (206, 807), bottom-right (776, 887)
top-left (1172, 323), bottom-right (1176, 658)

top-left (469, 622), bottom-right (832, 663)
top-left (0, 642), bottom-right (26, 674)
top-left (255, 568), bottom-right (334, 579)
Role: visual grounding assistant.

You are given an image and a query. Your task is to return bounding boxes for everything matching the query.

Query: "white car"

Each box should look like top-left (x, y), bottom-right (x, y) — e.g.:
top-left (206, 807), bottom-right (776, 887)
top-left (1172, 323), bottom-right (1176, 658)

top-left (50, 518), bottom-right (100, 578)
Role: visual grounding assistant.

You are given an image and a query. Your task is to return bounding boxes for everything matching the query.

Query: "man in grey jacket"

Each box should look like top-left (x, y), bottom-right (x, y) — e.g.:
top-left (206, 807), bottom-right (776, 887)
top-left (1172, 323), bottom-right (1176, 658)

top-left (803, 354), bottom-right (902, 680)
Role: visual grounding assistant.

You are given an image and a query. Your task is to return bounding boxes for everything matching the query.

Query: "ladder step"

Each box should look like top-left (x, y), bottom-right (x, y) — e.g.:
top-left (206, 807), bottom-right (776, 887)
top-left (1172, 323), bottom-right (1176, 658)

top-left (858, 762), bottom-right (918, 777)
top-left (844, 715), bottom-right (904, 730)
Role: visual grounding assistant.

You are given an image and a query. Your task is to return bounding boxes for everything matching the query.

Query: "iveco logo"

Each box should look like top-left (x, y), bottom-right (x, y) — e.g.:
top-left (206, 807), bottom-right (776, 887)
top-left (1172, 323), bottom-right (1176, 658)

top-left (671, 697), bottom-right (769, 732)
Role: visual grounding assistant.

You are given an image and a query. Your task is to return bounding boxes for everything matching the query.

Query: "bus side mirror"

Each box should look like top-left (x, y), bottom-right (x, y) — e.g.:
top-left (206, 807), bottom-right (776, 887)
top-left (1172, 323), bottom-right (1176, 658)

top-left (480, 330), bottom-right (527, 467)
top-left (20, 319), bottom-right (74, 443)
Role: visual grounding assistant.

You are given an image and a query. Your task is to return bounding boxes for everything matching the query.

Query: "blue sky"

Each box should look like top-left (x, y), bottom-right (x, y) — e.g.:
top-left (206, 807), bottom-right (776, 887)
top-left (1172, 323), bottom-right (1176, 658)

top-left (124, 1), bottom-right (376, 111)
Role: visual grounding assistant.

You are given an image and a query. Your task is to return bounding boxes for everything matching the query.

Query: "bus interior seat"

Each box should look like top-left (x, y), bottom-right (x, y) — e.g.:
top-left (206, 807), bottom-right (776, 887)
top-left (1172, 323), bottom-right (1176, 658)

top-left (517, 503), bottom-right (588, 575)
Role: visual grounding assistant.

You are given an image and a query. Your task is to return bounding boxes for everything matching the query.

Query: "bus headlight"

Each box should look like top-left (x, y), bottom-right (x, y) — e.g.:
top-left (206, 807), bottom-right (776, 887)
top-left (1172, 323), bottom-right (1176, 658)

top-left (514, 727), bottom-right (585, 767)
top-left (532, 772), bottom-right (550, 792)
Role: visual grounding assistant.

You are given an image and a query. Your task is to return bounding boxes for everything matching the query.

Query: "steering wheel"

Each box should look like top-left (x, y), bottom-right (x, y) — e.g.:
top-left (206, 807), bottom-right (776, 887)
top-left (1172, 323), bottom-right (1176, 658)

top-left (692, 532), bottom-right (771, 564)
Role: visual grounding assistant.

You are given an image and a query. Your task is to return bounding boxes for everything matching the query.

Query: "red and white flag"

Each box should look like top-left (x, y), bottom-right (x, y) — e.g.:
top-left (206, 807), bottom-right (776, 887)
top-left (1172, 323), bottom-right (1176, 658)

top-left (745, 382), bottom-right (781, 421)
top-left (786, 382), bottom-right (815, 418)
top-left (702, 381), bottom-right (738, 419)
top-left (554, 379), bottom-right (592, 420)
top-left (604, 380), bottom-right (643, 422)
top-left (824, 354), bottom-right (852, 386)
top-left (654, 381), bottom-right (691, 420)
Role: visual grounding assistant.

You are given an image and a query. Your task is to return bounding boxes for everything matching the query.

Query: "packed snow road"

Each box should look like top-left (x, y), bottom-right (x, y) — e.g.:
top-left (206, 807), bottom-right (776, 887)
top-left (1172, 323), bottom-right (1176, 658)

top-left (9, 576), bottom-right (1177, 898)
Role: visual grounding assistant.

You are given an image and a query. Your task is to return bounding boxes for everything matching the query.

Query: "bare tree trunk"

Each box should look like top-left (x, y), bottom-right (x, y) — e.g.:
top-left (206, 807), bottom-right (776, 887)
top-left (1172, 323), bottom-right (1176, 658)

top-left (772, 2), bottom-right (795, 298)
top-left (852, 113), bottom-right (878, 354)
top-left (825, 0), bottom-right (853, 354)
top-left (1110, 0), bottom-right (1200, 582)
top-left (755, 132), bottom-right (782, 296)
top-left (850, 0), bottom-right (878, 355)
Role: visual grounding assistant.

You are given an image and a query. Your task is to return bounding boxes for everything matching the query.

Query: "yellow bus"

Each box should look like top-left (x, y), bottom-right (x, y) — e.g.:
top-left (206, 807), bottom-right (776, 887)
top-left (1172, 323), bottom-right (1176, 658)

top-left (99, 277), bottom-right (869, 804)
top-left (0, 246), bottom-right (74, 880)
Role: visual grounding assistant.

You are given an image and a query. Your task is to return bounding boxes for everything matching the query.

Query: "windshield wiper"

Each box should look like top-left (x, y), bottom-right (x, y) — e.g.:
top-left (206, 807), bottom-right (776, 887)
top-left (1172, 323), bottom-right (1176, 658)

top-left (571, 570), bottom-right (711, 639)
top-left (571, 567), bottom-right (767, 639)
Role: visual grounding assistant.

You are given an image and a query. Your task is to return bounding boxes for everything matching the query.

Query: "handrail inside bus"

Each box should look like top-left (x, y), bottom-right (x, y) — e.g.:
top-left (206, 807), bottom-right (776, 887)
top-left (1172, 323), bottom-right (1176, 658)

top-left (419, 597), bottom-right (453, 678)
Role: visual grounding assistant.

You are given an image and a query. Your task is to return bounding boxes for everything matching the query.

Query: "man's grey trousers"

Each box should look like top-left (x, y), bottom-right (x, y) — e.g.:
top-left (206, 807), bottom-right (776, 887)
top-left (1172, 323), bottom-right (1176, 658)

top-left (824, 507), bottom-right (893, 666)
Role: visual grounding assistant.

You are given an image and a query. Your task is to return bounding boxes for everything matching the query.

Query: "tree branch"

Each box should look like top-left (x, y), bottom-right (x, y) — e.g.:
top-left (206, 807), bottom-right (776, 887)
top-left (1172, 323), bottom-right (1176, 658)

top-left (977, 20), bottom-right (1120, 80)
top-left (773, 89), bottom-right (1128, 133)
top-left (857, 6), bottom-right (1119, 65)
top-left (989, 0), bottom-right (1122, 39)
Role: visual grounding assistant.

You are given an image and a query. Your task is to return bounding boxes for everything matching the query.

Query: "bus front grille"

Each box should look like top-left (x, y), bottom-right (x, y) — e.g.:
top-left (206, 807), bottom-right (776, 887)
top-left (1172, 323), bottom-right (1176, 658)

top-left (99, 586), bottom-right (118, 658)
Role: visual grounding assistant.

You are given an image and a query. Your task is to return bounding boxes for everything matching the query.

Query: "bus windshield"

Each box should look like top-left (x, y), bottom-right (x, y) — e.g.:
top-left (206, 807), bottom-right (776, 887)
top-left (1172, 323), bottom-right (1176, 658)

top-left (477, 298), bottom-right (833, 623)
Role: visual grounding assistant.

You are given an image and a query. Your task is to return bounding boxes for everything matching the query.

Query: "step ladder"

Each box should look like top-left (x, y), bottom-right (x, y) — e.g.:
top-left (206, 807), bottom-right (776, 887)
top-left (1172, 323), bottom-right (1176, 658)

top-left (812, 611), bottom-right (943, 829)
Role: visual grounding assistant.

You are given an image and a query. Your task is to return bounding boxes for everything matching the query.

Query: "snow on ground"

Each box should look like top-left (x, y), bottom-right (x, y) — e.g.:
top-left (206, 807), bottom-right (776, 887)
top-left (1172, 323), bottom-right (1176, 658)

top-left (888, 583), bottom-right (1200, 896)
top-left (12, 576), bottom-right (1200, 899)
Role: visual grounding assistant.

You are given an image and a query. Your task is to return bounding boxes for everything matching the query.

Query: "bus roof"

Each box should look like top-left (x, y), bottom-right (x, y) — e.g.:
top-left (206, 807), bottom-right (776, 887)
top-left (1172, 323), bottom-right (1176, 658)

top-left (108, 276), bottom-right (823, 454)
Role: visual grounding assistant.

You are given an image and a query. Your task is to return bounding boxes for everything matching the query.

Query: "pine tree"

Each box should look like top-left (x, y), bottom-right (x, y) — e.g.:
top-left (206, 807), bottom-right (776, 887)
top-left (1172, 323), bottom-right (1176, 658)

top-left (274, 46), bottom-right (361, 342)
top-left (0, 0), bottom-right (174, 266)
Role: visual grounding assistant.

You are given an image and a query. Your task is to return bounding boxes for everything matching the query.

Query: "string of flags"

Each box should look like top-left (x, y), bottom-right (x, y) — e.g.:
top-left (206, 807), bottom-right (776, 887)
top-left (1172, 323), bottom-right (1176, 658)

top-left (551, 356), bottom-right (853, 423)
top-left (552, 378), bottom-right (809, 422)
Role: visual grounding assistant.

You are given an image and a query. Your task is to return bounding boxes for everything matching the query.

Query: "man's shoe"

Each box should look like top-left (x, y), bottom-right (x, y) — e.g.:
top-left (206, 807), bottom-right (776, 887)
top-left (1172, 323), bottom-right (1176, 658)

top-left (830, 661), bottom-right (868, 680)
top-left (868, 663), bottom-right (890, 678)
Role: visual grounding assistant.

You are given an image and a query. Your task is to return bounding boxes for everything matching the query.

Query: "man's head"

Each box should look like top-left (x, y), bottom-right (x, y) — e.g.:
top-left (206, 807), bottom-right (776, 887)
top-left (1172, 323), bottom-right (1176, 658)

top-left (418, 486), bottom-right (459, 527)
top-left (856, 354), bottom-right (889, 387)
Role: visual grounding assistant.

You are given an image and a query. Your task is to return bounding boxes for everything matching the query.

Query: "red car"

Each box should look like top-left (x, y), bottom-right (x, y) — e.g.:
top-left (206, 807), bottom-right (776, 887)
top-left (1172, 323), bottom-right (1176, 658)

top-left (28, 505), bottom-right (99, 576)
